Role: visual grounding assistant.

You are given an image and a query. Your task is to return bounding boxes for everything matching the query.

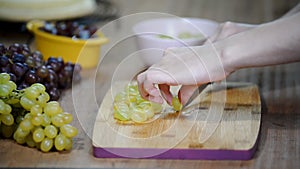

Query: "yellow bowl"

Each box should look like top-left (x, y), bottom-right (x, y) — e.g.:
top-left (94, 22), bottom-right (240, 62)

top-left (26, 20), bottom-right (108, 69)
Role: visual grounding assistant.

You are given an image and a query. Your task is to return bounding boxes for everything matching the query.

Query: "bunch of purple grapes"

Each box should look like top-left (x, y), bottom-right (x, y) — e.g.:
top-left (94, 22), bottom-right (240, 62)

top-left (0, 43), bottom-right (81, 101)
top-left (40, 21), bottom-right (98, 39)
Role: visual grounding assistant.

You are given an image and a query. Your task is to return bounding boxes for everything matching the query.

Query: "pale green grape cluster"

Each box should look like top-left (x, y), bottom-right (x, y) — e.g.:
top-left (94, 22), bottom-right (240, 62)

top-left (113, 82), bottom-right (163, 123)
top-left (0, 73), bottom-right (78, 152)
top-left (14, 101), bottom-right (78, 152)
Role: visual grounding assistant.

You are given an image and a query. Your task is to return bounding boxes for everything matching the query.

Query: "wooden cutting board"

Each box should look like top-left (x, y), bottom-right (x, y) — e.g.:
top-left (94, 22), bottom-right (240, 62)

top-left (92, 82), bottom-right (261, 160)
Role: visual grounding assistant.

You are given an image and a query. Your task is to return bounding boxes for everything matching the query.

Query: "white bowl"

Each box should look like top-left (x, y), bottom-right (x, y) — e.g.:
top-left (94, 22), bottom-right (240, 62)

top-left (132, 17), bottom-right (219, 66)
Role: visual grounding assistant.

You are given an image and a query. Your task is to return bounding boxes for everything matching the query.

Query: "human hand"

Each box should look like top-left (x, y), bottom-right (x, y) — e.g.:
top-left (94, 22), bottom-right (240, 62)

top-left (137, 44), bottom-right (230, 106)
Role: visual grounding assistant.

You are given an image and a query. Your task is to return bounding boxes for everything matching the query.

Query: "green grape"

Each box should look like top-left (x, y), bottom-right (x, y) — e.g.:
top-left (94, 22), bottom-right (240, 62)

top-left (61, 112), bottom-right (73, 124)
top-left (33, 128), bottom-right (45, 142)
top-left (172, 96), bottom-right (182, 111)
top-left (36, 92), bottom-right (50, 106)
top-left (0, 73), bottom-right (10, 83)
top-left (31, 114), bottom-right (43, 126)
top-left (13, 132), bottom-right (26, 144)
top-left (64, 137), bottom-right (72, 151)
top-left (40, 137), bottom-right (53, 152)
top-left (20, 96), bottom-right (36, 111)
top-left (114, 91), bottom-right (127, 103)
top-left (30, 105), bottom-right (43, 116)
top-left (14, 127), bottom-right (30, 138)
top-left (51, 114), bottom-right (64, 127)
top-left (15, 116), bottom-right (24, 124)
top-left (26, 134), bottom-right (36, 148)
top-left (0, 84), bottom-right (11, 97)
top-left (31, 83), bottom-right (46, 92)
top-left (44, 125), bottom-right (58, 139)
top-left (0, 100), bottom-right (12, 114)
top-left (54, 134), bottom-right (66, 151)
top-left (19, 118), bottom-right (34, 131)
top-left (150, 102), bottom-right (163, 113)
top-left (24, 87), bottom-right (40, 100)
top-left (113, 102), bottom-right (130, 121)
top-left (130, 108), bottom-right (147, 123)
top-left (6, 81), bottom-right (17, 91)
top-left (1, 124), bottom-right (15, 138)
top-left (41, 114), bottom-right (51, 127)
top-left (60, 124), bottom-right (78, 138)
top-left (0, 114), bottom-right (14, 125)
top-left (44, 101), bottom-right (62, 117)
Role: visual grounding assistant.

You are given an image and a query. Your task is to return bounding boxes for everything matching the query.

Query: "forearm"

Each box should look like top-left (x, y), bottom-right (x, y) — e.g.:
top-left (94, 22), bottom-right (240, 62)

top-left (216, 12), bottom-right (300, 73)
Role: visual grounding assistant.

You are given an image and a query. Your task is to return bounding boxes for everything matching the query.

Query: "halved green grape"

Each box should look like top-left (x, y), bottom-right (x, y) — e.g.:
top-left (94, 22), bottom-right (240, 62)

top-left (151, 102), bottom-right (163, 113)
top-left (172, 96), bottom-right (182, 111)
top-left (130, 108), bottom-right (147, 123)
top-left (60, 124), bottom-right (78, 138)
top-left (113, 102), bottom-right (130, 121)
top-left (113, 82), bottom-right (164, 123)
top-left (40, 137), bottom-right (53, 152)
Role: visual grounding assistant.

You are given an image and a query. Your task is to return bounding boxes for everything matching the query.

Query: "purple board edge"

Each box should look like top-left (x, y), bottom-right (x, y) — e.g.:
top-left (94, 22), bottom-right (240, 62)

top-left (93, 138), bottom-right (259, 160)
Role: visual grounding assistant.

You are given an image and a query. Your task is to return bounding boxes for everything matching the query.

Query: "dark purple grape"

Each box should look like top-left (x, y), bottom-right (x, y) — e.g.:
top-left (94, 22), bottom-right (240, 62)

top-left (25, 56), bottom-right (35, 68)
top-left (11, 62), bottom-right (27, 77)
top-left (32, 51), bottom-right (43, 60)
top-left (24, 69), bottom-right (38, 84)
top-left (44, 82), bottom-right (57, 91)
top-left (9, 73), bottom-right (17, 83)
top-left (0, 65), bottom-right (10, 73)
top-left (0, 44), bottom-right (6, 55)
top-left (0, 55), bottom-right (9, 67)
top-left (36, 65), bottom-right (49, 78)
top-left (12, 53), bottom-right (26, 63)
top-left (45, 69), bottom-right (58, 83)
top-left (46, 57), bottom-right (62, 73)
top-left (8, 43), bottom-right (21, 54)
top-left (57, 73), bottom-right (70, 89)
top-left (47, 87), bottom-right (61, 101)
top-left (17, 82), bottom-right (29, 90)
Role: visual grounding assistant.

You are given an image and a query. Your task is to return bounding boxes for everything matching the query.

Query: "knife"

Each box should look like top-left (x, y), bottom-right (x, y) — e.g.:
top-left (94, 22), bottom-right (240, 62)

top-left (181, 82), bottom-right (211, 110)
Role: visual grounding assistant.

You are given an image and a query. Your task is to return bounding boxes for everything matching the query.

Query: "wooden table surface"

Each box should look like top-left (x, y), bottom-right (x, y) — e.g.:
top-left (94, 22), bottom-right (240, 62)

top-left (0, 0), bottom-right (299, 168)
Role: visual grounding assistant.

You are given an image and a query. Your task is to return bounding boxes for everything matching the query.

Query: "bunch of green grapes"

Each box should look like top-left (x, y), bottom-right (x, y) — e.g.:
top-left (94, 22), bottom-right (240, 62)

top-left (113, 82), bottom-right (163, 123)
top-left (0, 73), bottom-right (78, 152)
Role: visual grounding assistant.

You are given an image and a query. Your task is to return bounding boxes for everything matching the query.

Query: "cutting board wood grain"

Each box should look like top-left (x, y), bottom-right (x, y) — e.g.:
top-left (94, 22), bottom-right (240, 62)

top-left (92, 82), bottom-right (261, 160)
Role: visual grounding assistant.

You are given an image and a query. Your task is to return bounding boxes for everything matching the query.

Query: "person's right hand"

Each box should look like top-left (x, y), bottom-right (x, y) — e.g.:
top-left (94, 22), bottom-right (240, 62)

top-left (137, 44), bottom-right (231, 106)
